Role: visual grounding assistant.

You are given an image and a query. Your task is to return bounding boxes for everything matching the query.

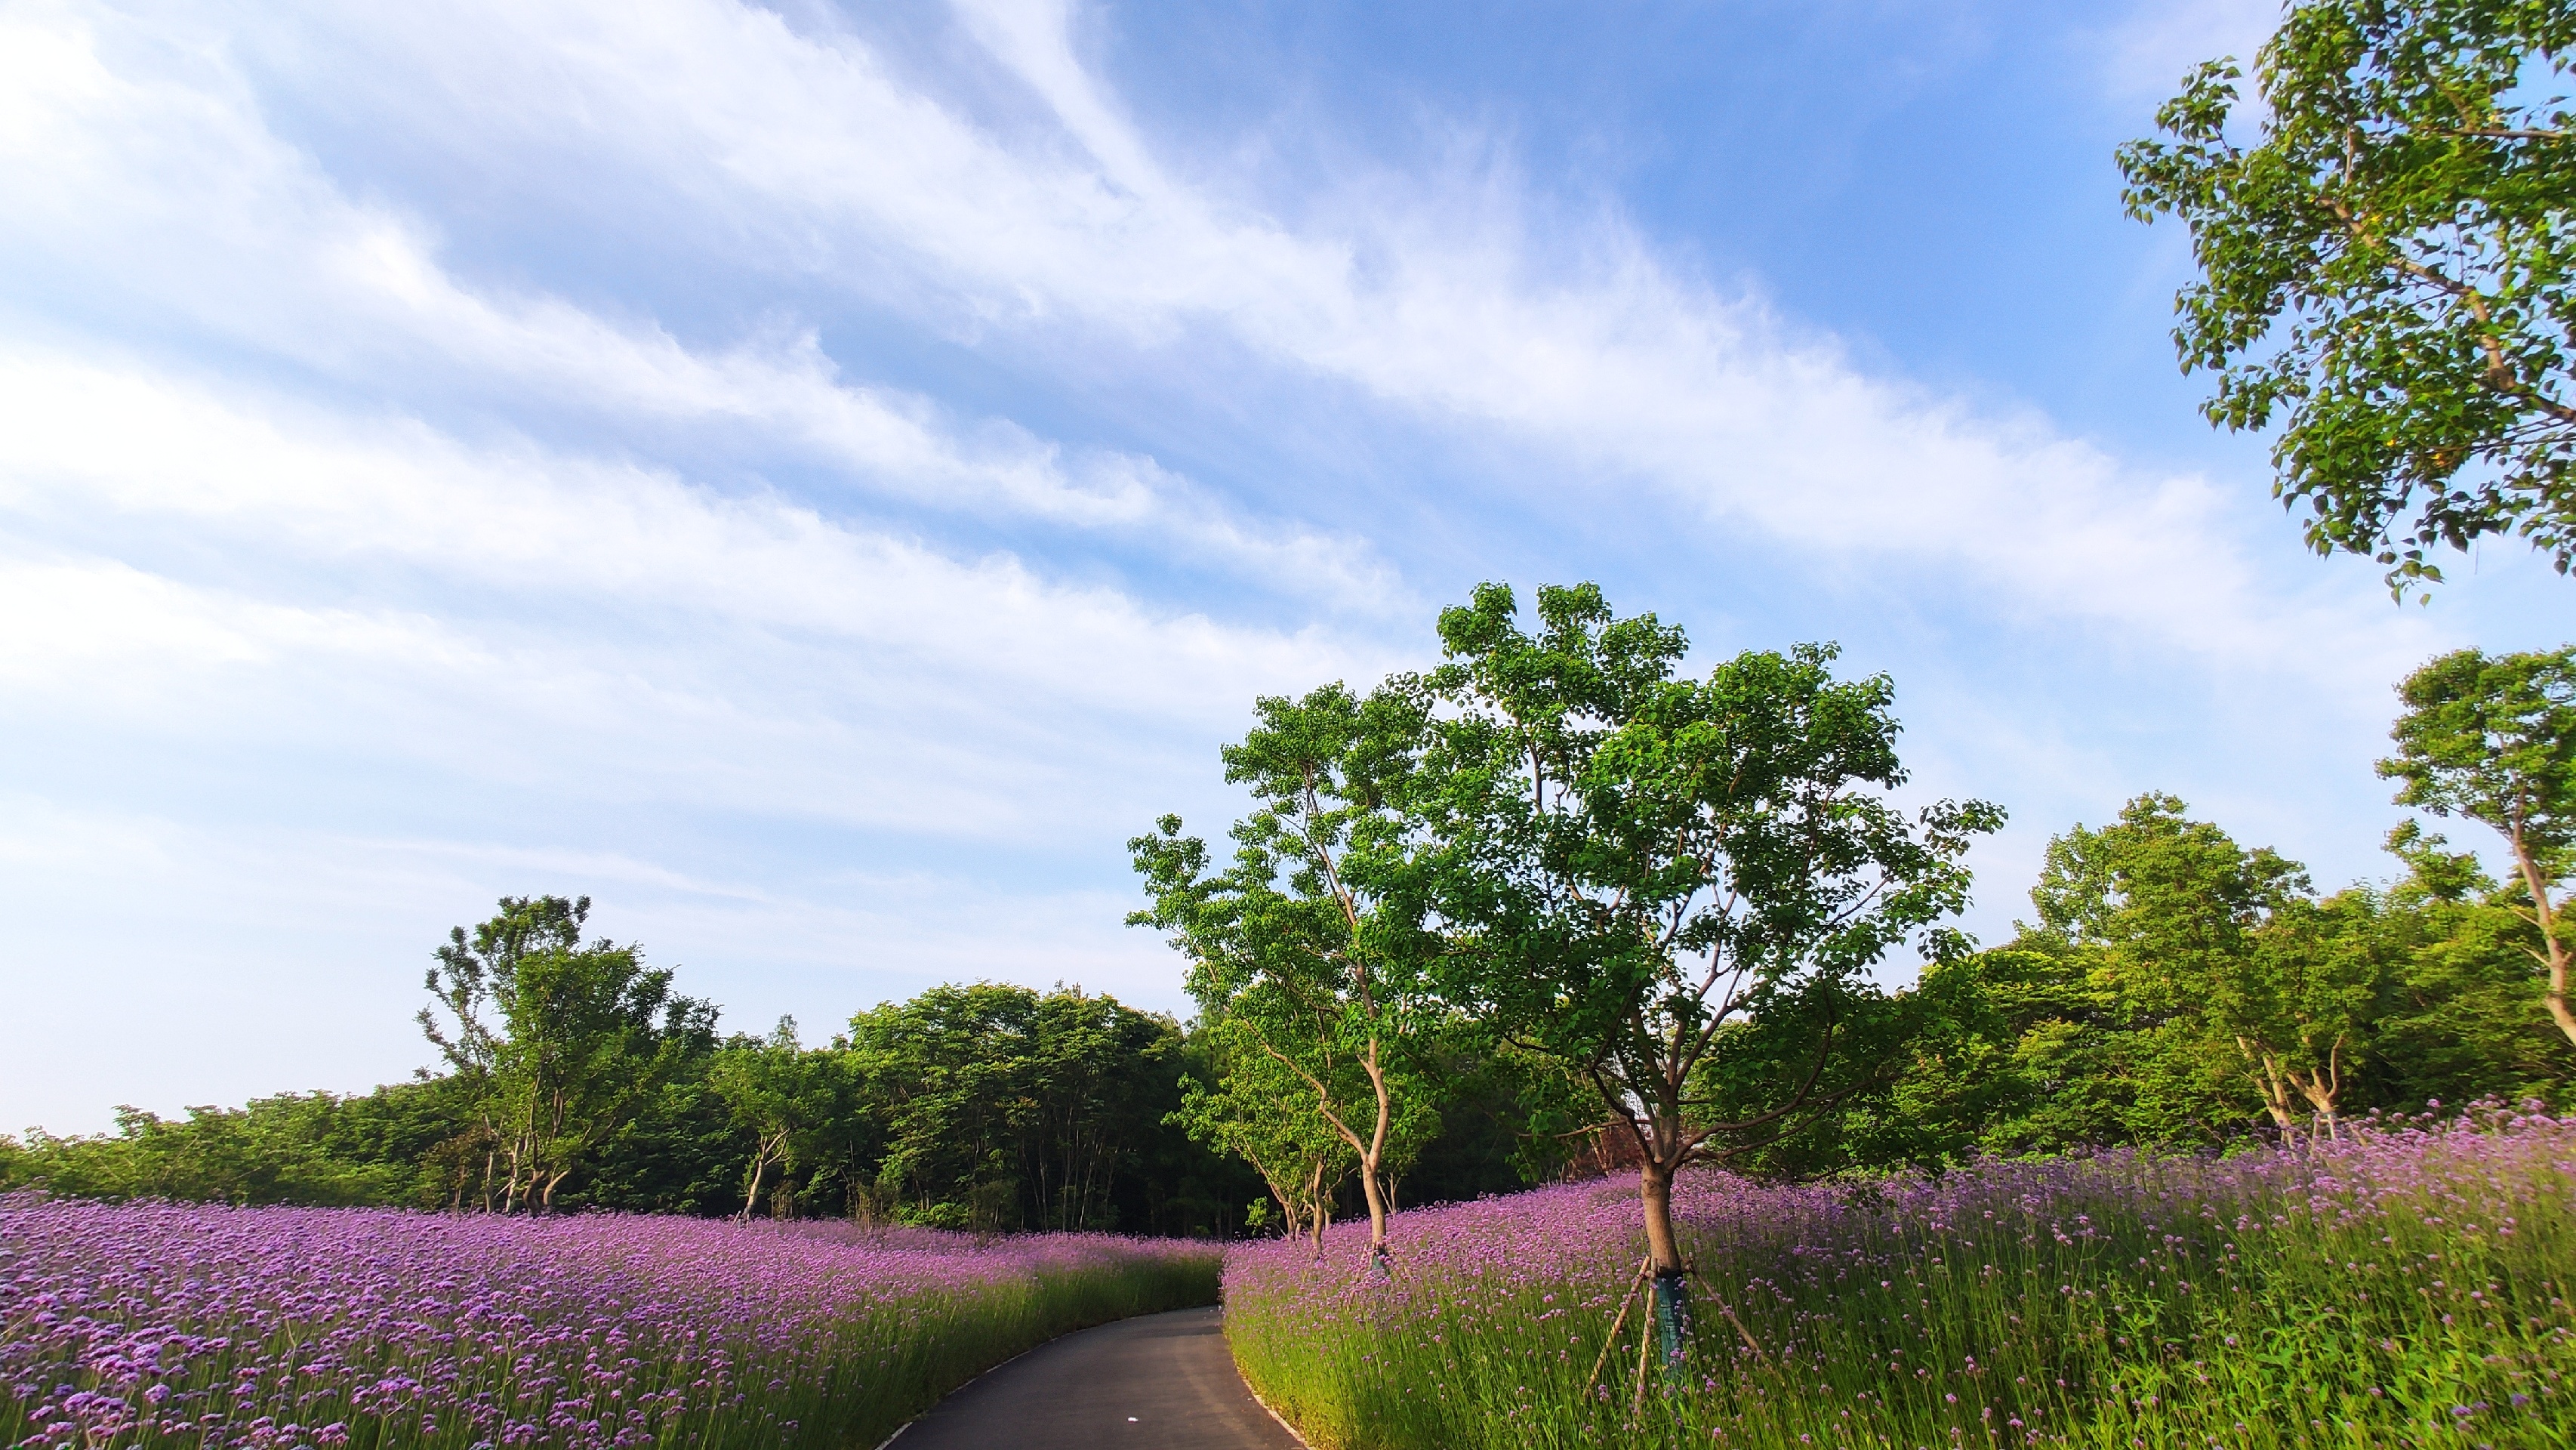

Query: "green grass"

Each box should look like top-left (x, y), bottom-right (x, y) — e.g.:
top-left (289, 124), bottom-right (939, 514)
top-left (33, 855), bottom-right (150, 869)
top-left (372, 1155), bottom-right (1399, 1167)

top-left (1222, 1111), bottom-right (2576, 1449)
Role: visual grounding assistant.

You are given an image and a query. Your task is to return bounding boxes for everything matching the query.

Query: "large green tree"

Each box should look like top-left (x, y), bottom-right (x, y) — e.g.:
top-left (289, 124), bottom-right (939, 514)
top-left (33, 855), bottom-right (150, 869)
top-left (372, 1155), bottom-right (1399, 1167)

top-left (2380, 644), bottom-right (2576, 1043)
top-left (843, 983), bottom-right (1179, 1232)
top-left (1405, 584), bottom-right (1999, 1350)
top-left (2030, 794), bottom-right (2380, 1140)
top-left (709, 1017), bottom-right (848, 1222)
top-left (2118, 0), bottom-right (2576, 594)
top-left (1131, 683), bottom-right (1443, 1272)
top-left (419, 895), bottom-right (716, 1213)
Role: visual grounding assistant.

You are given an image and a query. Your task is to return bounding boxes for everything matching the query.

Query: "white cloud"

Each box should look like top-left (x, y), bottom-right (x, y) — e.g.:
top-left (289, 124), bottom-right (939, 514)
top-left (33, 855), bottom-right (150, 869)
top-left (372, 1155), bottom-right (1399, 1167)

top-left (0, 349), bottom-right (1373, 832)
top-left (2094, 0), bottom-right (2284, 102)
top-left (102, 0), bottom-right (2447, 704)
top-left (0, 1), bottom-right (1397, 609)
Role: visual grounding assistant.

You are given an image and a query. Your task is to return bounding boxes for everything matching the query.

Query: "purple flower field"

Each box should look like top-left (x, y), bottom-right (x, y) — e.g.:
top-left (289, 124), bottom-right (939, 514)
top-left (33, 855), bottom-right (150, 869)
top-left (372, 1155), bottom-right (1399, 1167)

top-left (0, 1197), bottom-right (1218, 1449)
top-left (1225, 1109), bottom-right (2576, 1449)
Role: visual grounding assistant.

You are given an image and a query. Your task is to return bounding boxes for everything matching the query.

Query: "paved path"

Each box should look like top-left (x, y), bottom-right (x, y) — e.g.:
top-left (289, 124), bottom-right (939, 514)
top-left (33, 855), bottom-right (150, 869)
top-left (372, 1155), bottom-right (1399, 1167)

top-left (889, 1307), bottom-right (1305, 1449)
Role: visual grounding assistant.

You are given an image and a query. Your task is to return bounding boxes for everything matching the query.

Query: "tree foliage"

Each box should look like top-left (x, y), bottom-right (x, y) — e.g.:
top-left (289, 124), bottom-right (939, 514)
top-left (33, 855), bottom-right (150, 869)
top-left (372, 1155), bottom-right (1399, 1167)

top-left (2118, 0), bottom-right (2576, 592)
top-left (0, 1083), bottom-right (470, 1207)
top-left (1775, 802), bottom-right (2576, 1177)
top-left (843, 983), bottom-right (1184, 1233)
top-left (1130, 682), bottom-right (1443, 1265)
top-left (1166, 1014), bottom-right (1365, 1252)
top-left (2380, 643), bottom-right (2576, 1042)
top-left (2027, 794), bottom-right (2380, 1137)
top-left (708, 1017), bottom-right (848, 1222)
top-left (418, 895), bottom-right (716, 1212)
top-left (1404, 584), bottom-right (2001, 1280)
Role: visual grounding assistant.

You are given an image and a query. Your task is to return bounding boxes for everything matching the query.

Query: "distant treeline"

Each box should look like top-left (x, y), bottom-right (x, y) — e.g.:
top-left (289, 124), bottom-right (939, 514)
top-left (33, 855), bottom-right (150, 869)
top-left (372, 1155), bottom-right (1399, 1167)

top-left (0, 896), bottom-right (1545, 1231)
top-left (6, 799), bottom-right (2569, 1232)
top-left (1721, 795), bottom-right (2576, 1178)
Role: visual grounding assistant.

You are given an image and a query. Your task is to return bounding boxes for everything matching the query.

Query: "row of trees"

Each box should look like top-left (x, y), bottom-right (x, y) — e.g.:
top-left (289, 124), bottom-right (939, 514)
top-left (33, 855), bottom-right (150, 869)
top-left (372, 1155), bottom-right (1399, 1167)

top-left (8, 606), bottom-right (2565, 1279)
top-left (1745, 796), bottom-right (2574, 1177)
top-left (1132, 578), bottom-right (2573, 1359)
top-left (0, 909), bottom-right (1550, 1228)
top-left (0, 921), bottom-right (1225, 1229)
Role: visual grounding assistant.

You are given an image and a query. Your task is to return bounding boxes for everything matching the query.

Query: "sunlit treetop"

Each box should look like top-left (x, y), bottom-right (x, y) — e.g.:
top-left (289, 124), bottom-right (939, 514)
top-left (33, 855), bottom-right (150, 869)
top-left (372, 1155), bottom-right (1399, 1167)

top-left (2119, 0), bottom-right (2576, 597)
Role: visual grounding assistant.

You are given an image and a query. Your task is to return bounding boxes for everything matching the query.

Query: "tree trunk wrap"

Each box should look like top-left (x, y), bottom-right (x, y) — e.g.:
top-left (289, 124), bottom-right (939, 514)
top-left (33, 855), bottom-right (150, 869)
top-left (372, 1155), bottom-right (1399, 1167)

top-left (1651, 1271), bottom-right (1692, 1385)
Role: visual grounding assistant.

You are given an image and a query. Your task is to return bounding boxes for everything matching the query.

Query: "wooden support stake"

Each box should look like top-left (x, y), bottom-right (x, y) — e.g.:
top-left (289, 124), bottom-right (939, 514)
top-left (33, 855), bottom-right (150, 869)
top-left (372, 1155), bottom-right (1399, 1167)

top-left (1580, 1257), bottom-right (1653, 1405)
top-left (1687, 1262), bottom-right (1775, 1368)
top-left (1631, 1283), bottom-right (1656, 1417)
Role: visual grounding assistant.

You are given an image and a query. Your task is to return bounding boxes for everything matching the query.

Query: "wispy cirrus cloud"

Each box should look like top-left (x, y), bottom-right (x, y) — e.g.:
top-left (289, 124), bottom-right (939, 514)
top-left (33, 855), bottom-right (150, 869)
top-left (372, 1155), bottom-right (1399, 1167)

top-left (0, 0), bottom-right (2519, 1137)
top-left (131, 0), bottom-right (2442, 697)
top-left (0, 2), bottom-right (1398, 609)
top-left (0, 350), bottom-right (1375, 825)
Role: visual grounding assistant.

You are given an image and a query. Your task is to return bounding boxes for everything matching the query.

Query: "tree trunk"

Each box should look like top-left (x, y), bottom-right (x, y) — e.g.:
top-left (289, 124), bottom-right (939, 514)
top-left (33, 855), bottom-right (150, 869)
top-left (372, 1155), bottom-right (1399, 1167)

top-left (2236, 1036), bottom-right (2300, 1140)
top-left (1306, 1159), bottom-right (1330, 1261)
top-left (1360, 1041), bottom-right (1394, 1276)
top-left (741, 1143), bottom-right (772, 1223)
top-left (1356, 1151), bottom-right (1391, 1275)
top-left (2511, 838), bottom-right (2576, 1047)
top-left (1638, 1157), bottom-right (1684, 1276)
top-left (1637, 1154), bottom-right (1693, 1385)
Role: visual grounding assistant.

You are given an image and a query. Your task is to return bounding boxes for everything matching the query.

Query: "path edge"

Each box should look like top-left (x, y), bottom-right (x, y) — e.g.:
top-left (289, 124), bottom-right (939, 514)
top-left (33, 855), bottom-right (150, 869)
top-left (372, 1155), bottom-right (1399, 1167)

top-left (1237, 1373), bottom-right (1314, 1450)
top-left (870, 1303), bottom-right (1226, 1450)
top-left (1222, 1310), bottom-right (1314, 1450)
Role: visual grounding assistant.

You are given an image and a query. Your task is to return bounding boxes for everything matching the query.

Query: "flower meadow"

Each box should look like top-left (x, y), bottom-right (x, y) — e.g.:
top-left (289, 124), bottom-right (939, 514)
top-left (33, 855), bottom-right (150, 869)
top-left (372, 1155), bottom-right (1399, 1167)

top-left (0, 1197), bottom-right (1219, 1448)
top-left (1225, 1110), bottom-right (2576, 1450)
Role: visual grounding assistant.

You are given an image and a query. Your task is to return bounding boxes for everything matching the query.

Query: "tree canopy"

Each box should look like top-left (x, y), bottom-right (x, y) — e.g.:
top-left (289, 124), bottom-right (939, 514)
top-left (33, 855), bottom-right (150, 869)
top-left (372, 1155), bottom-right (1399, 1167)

top-left (1130, 681), bottom-right (1442, 1269)
top-left (2118, 0), bottom-right (2576, 594)
top-left (1405, 584), bottom-right (2001, 1291)
top-left (418, 895), bottom-right (715, 1213)
top-left (2380, 644), bottom-right (2576, 1041)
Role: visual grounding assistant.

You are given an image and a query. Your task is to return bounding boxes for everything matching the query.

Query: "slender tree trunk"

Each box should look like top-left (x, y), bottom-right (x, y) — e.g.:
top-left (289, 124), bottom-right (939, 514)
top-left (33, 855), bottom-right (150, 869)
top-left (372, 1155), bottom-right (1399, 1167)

top-left (1358, 1041), bottom-right (1394, 1275)
top-left (503, 1137), bottom-right (525, 1214)
top-left (1636, 1148), bottom-right (1693, 1386)
top-left (2511, 838), bottom-right (2576, 1047)
top-left (2236, 1036), bottom-right (2301, 1140)
top-left (513, 1088), bottom-right (547, 1214)
top-left (741, 1137), bottom-right (775, 1223)
top-left (1263, 1036), bottom-right (1395, 1268)
top-left (1306, 1159), bottom-right (1330, 1261)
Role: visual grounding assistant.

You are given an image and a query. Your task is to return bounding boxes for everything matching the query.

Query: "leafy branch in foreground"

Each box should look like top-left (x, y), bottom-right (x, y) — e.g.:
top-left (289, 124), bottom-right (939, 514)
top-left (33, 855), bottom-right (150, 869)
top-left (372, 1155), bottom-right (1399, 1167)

top-left (2119, 0), bottom-right (2576, 594)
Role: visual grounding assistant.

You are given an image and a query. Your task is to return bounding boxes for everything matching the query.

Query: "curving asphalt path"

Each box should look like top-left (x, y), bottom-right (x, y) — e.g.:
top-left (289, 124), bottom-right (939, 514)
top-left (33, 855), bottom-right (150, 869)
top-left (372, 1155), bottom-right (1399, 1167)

top-left (888, 1306), bottom-right (1305, 1449)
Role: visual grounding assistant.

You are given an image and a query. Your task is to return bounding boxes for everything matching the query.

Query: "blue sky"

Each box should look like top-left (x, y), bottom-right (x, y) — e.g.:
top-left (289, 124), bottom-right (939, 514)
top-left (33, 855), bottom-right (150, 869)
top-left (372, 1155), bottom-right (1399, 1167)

top-left (4, 0), bottom-right (2565, 1134)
